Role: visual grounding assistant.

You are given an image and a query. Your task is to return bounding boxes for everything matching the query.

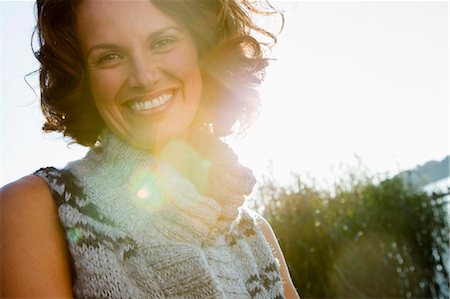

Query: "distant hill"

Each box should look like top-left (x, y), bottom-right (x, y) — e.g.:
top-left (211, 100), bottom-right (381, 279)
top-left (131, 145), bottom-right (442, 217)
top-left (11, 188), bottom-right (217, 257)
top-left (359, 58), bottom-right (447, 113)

top-left (397, 156), bottom-right (449, 187)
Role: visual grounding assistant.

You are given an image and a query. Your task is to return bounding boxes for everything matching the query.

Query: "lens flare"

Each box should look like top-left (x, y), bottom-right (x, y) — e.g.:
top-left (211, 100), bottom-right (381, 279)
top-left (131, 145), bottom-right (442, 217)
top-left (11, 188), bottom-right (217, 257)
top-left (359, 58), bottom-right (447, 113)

top-left (125, 138), bottom-right (214, 214)
top-left (159, 139), bottom-right (211, 194)
top-left (128, 164), bottom-right (166, 213)
top-left (67, 227), bottom-right (82, 244)
top-left (137, 187), bottom-right (149, 200)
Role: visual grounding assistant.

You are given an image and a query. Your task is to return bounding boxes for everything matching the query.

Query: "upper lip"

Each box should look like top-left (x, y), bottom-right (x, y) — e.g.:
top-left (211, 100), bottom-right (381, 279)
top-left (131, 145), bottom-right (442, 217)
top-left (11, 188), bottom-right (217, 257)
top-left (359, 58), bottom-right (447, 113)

top-left (122, 88), bottom-right (176, 105)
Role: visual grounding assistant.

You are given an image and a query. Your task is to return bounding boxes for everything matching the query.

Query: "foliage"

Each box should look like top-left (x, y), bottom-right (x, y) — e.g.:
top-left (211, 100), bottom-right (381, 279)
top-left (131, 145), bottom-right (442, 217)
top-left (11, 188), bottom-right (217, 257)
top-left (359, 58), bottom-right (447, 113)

top-left (249, 172), bottom-right (449, 298)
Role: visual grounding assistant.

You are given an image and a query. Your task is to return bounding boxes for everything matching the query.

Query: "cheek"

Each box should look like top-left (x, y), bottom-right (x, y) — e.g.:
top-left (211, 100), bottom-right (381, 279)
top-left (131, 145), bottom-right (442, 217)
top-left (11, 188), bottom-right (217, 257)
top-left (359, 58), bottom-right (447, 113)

top-left (184, 65), bottom-right (203, 99)
top-left (165, 49), bottom-right (203, 97)
top-left (89, 69), bottom-right (126, 107)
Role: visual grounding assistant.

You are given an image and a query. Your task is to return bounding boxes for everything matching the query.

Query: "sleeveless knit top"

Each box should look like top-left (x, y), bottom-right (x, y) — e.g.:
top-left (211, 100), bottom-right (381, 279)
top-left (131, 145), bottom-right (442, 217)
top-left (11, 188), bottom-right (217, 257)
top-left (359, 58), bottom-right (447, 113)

top-left (34, 131), bottom-right (285, 299)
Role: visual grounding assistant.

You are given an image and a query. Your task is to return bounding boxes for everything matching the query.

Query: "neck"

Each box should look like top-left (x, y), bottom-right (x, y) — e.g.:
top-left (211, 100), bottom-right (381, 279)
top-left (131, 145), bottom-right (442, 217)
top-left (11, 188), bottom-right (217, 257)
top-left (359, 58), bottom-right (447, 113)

top-left (95, 128), bottom-right (256, 210)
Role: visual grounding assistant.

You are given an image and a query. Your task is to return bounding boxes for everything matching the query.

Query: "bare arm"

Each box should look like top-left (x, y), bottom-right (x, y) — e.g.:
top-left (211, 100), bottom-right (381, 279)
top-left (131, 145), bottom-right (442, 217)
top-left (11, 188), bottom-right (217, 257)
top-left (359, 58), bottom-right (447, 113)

top-left (0, 175), bottom-right (74, 298)
top-left (255, 213), bottom-right (301, 299)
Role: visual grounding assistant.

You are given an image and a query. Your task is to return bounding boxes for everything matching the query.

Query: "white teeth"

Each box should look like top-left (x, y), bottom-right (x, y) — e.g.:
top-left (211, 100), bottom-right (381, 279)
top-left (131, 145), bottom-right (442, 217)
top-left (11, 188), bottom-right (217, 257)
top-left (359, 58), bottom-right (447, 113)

top-left (128, 92), bottom-right (173, 112)
top-left (143, 101), bottom-right (154, 110)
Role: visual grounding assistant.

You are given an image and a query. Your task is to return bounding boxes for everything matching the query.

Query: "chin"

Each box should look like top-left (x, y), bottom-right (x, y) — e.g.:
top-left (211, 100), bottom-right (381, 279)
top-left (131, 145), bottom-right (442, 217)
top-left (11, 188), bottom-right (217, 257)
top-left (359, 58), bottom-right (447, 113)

top-left (125, 127), bottom-right (190, 154)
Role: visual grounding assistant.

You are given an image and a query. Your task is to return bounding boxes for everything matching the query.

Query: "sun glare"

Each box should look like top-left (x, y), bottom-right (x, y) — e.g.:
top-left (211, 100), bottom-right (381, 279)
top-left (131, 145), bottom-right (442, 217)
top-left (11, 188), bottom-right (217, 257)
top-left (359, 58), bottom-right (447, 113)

top-left (128, 165), bottom-right (166, 212)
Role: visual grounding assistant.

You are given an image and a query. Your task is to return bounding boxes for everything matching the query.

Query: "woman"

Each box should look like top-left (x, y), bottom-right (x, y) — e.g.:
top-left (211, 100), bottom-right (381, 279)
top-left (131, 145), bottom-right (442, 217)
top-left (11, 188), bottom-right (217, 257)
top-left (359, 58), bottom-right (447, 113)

top-left (1, 0), bottom-right (299, 298)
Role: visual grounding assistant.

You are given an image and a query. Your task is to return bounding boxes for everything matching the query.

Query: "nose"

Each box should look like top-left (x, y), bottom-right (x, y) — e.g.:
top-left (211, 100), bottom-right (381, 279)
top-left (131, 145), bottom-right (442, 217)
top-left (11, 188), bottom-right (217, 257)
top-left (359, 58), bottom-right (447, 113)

top-left (128, 57), bottom-right (159, 90)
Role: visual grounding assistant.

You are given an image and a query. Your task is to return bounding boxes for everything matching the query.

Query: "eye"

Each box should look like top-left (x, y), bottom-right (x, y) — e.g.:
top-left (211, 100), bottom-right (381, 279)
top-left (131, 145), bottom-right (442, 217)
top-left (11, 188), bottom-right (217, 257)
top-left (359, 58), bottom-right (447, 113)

top-left (96, 53), bottom-right (122, 66)
top-left (152, 37), bottom-right (178, 51)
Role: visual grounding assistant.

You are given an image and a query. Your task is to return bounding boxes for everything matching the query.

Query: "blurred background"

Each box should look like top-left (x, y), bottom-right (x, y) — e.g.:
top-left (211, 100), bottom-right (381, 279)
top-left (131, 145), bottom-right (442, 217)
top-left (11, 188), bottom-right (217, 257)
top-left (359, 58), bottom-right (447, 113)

top-left (1, 1), bottom-right (448, 298)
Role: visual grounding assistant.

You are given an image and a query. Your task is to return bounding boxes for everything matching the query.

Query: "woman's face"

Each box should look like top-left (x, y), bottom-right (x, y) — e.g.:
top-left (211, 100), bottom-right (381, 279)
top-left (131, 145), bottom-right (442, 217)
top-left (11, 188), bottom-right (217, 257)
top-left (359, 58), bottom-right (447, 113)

top-left (75, 0), bottom-right (203, 153)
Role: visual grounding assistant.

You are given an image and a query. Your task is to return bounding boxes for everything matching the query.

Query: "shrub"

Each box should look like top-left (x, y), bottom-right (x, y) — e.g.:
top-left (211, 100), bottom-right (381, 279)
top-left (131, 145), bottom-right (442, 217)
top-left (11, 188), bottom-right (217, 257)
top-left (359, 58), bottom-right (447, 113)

top-left (250, 173), bottom-right (449, 298)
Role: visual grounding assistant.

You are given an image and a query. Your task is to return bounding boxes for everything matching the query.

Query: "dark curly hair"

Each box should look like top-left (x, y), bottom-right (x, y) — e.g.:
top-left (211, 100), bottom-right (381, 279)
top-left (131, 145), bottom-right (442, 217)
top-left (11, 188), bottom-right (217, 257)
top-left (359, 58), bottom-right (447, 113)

top-left (33, 0), bottom-right (283, 146)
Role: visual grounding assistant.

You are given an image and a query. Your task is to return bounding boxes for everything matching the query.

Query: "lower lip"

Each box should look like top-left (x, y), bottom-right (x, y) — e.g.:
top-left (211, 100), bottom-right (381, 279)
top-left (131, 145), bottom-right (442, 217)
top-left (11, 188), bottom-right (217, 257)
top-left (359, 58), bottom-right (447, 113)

top-left (126, 91), bottom-right (176, 118)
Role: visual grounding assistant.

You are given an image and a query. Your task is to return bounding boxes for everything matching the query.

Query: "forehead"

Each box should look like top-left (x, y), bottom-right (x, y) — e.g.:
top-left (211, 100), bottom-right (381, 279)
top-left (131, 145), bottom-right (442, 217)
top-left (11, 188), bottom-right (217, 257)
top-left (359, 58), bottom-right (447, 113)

top-left (75, 0), bottom-right (179, 47)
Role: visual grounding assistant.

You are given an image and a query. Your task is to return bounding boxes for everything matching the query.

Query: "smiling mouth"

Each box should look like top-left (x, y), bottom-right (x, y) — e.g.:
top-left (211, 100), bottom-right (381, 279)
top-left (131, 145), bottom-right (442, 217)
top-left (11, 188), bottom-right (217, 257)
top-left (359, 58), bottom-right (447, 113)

top-left (126, 90), bottom-right (175, 113)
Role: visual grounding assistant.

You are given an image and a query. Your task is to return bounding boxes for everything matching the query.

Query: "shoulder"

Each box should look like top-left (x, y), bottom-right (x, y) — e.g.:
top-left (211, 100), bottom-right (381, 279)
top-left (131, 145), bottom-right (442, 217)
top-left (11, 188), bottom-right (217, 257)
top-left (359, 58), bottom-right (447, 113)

top-left (251, 211), bottom-right (275, 239)
top-left (1, 174), bottom-right (55, 215)
top-left (0, 175), bottom-right (61, 247)
top-left (0, 175), bottom-right (73, 297)
top-left (248, 210), bottom-right (301, 299)
top-left (248, 210), bottom-right (279, 256)
top-left (1, 168), bottom-right (80, 220)
top-left (238, 208), bottom-right (276, 242)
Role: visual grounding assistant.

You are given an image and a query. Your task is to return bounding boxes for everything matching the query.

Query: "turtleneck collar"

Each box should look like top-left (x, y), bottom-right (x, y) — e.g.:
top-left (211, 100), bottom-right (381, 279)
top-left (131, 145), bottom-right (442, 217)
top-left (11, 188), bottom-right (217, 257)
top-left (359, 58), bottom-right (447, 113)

top-left (67, 129), bottom-right (256, 245)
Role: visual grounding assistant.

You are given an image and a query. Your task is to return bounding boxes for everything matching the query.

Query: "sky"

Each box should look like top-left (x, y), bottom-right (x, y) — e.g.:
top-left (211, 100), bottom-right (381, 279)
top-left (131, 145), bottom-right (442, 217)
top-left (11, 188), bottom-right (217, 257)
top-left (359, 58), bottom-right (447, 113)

top-left (1, 1), bottom-right (449, 188)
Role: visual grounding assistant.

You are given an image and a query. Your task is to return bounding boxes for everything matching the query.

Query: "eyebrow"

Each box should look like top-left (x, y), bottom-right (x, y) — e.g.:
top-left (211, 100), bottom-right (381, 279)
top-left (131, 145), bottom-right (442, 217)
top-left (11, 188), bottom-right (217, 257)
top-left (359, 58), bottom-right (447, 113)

top-left (86, 26), bottom-right (183, 58)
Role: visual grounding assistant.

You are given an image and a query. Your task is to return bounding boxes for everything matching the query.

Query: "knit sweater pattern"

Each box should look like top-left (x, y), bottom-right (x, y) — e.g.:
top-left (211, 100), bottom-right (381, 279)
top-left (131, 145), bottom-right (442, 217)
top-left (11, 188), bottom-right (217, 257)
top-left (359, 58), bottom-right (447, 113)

top-left (34, 131), bottom-right (285, 299)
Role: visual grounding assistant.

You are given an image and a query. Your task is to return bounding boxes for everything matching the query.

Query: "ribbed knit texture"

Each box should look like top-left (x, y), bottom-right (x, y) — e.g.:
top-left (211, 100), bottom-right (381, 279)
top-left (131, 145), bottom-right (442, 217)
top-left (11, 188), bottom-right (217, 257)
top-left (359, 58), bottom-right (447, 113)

top-left (34, 130), bottom-right (285, 298)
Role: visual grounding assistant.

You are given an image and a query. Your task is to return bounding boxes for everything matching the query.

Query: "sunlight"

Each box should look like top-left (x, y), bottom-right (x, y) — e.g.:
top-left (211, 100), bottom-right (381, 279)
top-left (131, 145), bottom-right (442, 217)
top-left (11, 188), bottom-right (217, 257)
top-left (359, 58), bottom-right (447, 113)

top-left (159, 138), bottom-right (211, 195)
top-left (226, 1), bottom-right (448, 187)
top-left (128, 165), bottom-right (166, 213)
